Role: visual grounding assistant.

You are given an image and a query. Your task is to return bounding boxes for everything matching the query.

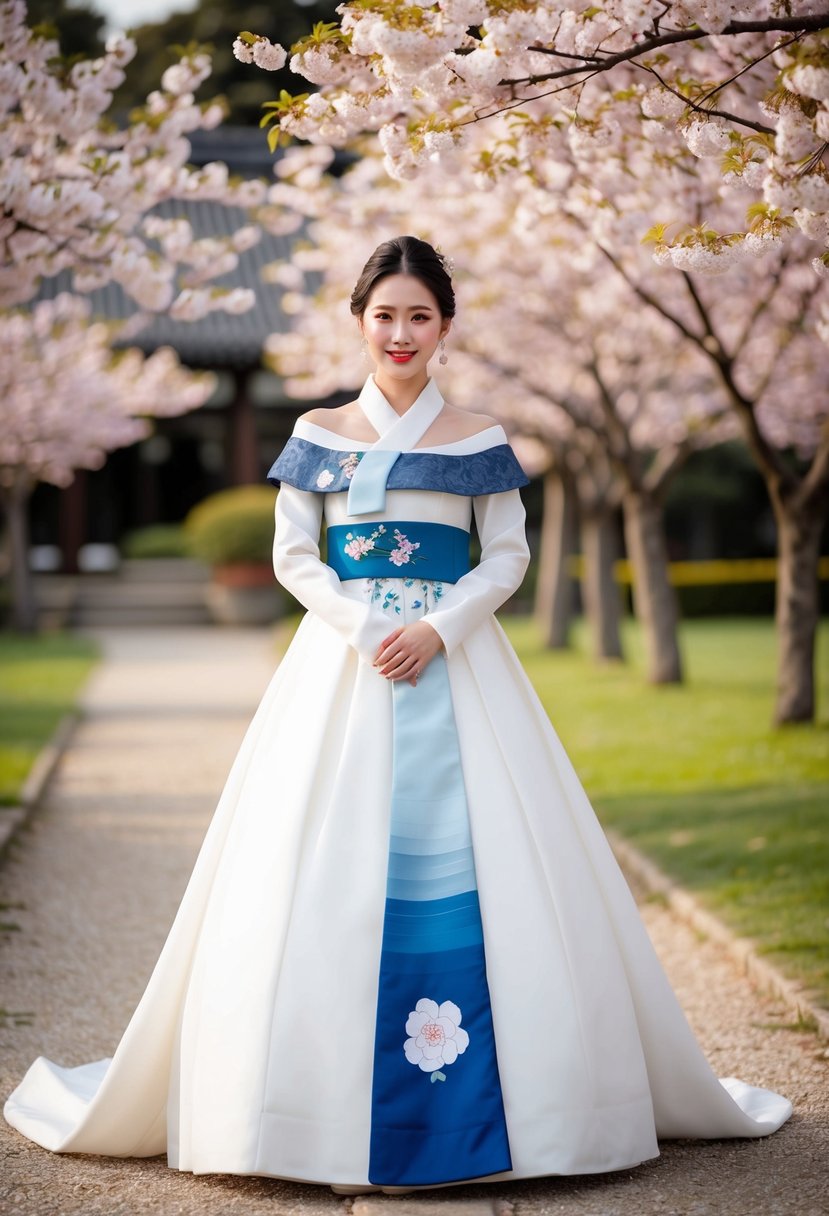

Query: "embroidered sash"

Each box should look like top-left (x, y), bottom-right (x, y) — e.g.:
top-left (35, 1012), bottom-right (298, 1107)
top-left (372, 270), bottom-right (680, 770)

top-left (347, 379), bottom-right (512, 1185)
top-left (326, 521), bottom-right (471, 584)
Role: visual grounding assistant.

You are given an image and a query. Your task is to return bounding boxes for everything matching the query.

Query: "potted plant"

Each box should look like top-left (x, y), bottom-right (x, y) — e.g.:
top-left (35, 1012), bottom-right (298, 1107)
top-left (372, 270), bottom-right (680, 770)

top-left (184, 486), bottom-right (281, 625)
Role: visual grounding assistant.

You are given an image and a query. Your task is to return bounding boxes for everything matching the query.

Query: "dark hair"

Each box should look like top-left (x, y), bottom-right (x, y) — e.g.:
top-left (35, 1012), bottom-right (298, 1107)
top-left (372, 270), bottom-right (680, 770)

top-left (350, 235), bottom-right (455, 319)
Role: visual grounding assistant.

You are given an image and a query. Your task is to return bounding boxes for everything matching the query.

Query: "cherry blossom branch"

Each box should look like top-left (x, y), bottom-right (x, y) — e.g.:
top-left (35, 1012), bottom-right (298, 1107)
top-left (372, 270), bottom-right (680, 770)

top-left (503, 13), bottom-right (829, 88)
top-left (632, 60), bottom-right (773, 135)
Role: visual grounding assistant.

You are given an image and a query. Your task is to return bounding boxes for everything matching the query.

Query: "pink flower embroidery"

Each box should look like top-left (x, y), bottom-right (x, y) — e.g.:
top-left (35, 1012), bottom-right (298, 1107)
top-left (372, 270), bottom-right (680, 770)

top-left (342, 525), bottom-right (423, 566)
top-left (339, 452), bottom-right (361, 479)
top-left (344, 534), bottom-right (375, 559)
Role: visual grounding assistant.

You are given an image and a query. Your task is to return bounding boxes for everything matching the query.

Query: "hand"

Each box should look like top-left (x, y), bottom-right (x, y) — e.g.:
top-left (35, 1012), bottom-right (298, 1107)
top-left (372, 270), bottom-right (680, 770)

top-left (373, 620), bottom-right (444, 685)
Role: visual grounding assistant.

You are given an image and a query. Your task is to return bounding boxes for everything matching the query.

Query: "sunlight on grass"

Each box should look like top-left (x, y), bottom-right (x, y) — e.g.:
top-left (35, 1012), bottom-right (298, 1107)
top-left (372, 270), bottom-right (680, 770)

top-left (503, 614), bottom-right (829, 1008)
top-left (0, 633), bottom-right (99, 805)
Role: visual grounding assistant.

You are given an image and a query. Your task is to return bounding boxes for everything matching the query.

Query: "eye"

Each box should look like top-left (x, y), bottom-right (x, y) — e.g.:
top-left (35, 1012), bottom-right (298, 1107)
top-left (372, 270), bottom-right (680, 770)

top-left (373, 311), bottom-right (392, 320)
top-left (412, 313), bottom-right (431, 322)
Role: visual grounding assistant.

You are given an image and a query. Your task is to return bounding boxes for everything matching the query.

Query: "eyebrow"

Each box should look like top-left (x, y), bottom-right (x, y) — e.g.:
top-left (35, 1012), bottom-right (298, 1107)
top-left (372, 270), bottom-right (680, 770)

top-left (370, 303), bottom-right (435, 311)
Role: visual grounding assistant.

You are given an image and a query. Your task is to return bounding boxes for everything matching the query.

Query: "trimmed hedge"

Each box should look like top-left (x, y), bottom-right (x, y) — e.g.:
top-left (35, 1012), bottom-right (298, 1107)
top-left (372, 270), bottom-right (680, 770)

top-left (184, 486), bottom-right (276, 566)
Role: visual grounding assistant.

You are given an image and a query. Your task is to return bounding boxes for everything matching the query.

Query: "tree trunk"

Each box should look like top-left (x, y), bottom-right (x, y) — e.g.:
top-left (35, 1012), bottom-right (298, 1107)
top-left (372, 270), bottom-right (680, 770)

top-left (772, 497), bottom-right (825, 724)
top-left (2, 469), bottom-right (37, 633)
top-left (581, 509), bottom-right (624, 661)
top-left (622, 489), bottom-right (683, 684)
top-left (534, 468), bottom-right (578, 648)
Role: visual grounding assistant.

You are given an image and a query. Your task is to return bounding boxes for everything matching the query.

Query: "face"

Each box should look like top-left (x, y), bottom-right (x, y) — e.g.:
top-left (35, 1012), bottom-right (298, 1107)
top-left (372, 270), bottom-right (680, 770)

top-left (359, 273), bottom-right (450, 384)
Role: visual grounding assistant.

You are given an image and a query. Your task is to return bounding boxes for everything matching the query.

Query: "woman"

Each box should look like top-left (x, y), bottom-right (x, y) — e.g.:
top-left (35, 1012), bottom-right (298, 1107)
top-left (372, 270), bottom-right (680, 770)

top-left (4, 236), bottom-right (791, 1191)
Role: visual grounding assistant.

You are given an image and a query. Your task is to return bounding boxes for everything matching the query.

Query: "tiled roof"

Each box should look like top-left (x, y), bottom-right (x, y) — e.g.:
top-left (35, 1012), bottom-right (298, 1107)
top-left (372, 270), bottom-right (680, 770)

top-left (34, 128), bottom-right (295, 370)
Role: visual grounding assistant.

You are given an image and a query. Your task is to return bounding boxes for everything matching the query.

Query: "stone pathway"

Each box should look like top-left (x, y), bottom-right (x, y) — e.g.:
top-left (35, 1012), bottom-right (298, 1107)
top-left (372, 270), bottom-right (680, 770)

top-left (1, 628), bottom-right (826, 1216)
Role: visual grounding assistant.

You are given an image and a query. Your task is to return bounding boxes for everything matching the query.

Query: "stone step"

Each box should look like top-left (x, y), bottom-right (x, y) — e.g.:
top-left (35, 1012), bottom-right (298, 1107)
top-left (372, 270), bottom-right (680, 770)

top-left (118, 558), bottom-right (211, 583)
top-left (73, 582), bottom-right (210, 608)
top-left (71, 603), bottom-right (213, 627)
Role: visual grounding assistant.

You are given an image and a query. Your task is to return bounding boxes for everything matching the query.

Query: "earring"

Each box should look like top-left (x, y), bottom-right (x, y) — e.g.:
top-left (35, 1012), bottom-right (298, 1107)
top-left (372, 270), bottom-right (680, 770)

top-left (439, 339), bottom-right (448, 366)
top-left (361, 337), bottom-right (369, 361)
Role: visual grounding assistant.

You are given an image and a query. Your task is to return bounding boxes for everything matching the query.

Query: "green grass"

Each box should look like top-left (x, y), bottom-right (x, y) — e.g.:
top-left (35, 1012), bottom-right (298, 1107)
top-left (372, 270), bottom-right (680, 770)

top-left (0, 633), bottom-right (99, 805)
top-left (502, 615), bottom-right (829, 1009)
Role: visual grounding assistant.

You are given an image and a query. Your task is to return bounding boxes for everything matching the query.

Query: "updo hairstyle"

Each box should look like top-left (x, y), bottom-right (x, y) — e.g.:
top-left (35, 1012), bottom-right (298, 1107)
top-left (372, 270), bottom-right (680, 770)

top-left (350, 236), bottom-right (455, 320)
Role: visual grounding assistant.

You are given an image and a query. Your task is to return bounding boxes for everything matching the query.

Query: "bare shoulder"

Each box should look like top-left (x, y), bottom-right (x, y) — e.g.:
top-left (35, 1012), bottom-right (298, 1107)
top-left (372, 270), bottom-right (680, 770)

top-left (297, 403), bottom-right (355, 429)
top-left (296, 401), bottom-right (376, 440)
top-left (433, 403), bottom-right (502, 442)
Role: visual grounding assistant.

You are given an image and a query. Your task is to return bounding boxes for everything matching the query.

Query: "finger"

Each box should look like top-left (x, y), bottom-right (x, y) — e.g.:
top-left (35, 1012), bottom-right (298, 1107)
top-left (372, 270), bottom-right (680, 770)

top-left (373, 630), bottom-right (404, 665)
top-left (376, 640), bottom-right (407, 668)
top-left (383, 653), bottom-right (419, 681)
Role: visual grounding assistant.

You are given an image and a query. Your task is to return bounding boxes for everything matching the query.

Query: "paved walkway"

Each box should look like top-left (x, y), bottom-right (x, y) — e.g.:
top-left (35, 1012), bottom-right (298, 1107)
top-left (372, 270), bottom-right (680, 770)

top-left (1, 628), bottom-right (826, 1216)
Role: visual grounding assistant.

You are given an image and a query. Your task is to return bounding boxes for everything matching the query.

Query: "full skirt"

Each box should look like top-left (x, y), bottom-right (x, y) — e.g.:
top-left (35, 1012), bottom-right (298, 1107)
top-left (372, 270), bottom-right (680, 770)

top-left (4, 609), bottom-right (792, 1183)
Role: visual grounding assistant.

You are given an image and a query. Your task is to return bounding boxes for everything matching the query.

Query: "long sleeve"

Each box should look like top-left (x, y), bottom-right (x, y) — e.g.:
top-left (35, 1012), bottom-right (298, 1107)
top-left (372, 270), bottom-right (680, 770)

top-left (272, 483), bottom-right (394, 663)
top-left (420, 488), bottom-right (530, 657)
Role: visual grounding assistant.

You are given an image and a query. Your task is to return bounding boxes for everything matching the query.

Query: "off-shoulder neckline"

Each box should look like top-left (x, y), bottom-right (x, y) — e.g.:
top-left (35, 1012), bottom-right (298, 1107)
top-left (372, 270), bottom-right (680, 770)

top-left (293, 418), bottom-right (507, 455)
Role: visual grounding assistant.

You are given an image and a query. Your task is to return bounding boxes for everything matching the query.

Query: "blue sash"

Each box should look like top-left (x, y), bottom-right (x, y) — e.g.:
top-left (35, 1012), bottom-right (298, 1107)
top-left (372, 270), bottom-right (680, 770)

top-left (369, 656), bottom-right (512, 1184)
top-left (345, 523), bottom-right (511, 1184)
top-left (326, 521), bottom-right (471, 584)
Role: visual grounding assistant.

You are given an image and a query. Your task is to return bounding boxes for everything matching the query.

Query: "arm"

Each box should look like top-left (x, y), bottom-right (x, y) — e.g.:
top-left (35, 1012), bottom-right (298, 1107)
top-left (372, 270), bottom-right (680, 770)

top-left (272, 483), bottom-right (394, 663)
top-left (420, 488), bottom-right (531, 656)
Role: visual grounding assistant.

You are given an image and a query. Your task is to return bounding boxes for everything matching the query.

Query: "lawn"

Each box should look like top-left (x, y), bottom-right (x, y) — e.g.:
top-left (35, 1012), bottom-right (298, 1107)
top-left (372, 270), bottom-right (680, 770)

top-left (0, 633), bottom-right (100, 806)
top-left (502, 615), bottom-right (829, 1012)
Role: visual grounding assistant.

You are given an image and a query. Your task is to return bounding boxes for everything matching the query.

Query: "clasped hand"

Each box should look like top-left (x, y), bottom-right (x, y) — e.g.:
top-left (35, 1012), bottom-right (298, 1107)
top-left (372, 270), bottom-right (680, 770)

top-left (373, 620), bottom-right (444, 685)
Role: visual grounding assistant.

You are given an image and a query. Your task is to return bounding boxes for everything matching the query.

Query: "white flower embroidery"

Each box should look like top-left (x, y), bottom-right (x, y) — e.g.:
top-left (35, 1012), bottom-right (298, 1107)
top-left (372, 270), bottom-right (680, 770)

top-left (404, 998), bottom-right (469, 1082)
top-left (316, 469), bottom-right (335, 488)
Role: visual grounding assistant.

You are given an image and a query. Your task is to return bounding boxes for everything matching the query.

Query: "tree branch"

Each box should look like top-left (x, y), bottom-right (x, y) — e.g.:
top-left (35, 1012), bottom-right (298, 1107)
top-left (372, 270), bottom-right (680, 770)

top-left (632, 59), bottom-right (773, 134)
top-left (679, 272), bottom-right (795, 491)
top-left (502, 13), bottom-right (829, 89)
top-left (798, 418), bottom-right (829, 510)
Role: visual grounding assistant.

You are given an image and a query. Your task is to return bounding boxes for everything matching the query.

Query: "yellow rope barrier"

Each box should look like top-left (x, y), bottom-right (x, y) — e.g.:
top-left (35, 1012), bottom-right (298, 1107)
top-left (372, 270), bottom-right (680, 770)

top-left (564, 556), bottom-right (829, 586)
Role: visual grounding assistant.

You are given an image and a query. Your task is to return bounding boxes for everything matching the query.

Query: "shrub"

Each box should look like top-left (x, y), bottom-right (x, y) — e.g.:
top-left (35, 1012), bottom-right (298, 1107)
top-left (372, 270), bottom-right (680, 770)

top-left (120, 524), bottom-right (190, 559)
top-left (184, 486), bottom-right (276, 566)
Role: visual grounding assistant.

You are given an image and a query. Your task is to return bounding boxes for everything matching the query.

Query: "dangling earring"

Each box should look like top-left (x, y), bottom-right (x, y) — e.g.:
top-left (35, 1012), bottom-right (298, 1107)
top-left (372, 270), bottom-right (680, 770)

top-left (361, 336), bottom-right (369, 361)
top-left (439, 339), bottom-right (448, 366)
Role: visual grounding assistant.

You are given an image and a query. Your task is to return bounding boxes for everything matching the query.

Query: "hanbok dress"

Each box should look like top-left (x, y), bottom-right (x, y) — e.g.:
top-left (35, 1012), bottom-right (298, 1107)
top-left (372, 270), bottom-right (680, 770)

top-left (4, 375), bottom-right (791, 1187)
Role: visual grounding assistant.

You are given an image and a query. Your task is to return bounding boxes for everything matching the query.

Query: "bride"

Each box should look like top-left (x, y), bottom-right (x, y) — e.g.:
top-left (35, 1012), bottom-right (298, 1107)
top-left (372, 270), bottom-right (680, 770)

top-left (4, 236), bottom-right (791, 1191)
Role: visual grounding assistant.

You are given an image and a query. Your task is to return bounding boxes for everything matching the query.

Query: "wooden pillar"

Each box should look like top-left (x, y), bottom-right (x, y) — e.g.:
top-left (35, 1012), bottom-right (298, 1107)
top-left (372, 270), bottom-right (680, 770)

top-left (228, 368), bottom-right (259, 486)
top-left (59, 472), bottom-right (87, 575)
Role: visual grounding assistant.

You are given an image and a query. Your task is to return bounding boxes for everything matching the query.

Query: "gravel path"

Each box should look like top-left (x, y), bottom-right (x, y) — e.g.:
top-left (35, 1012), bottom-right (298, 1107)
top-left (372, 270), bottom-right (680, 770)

top-left (1, 628), bottom-right (825, 1216)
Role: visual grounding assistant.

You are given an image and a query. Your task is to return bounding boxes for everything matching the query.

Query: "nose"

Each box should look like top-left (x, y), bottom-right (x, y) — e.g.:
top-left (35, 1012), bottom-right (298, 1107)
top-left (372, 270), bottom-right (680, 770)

top-left (391, 319), bottom-right (411, 345)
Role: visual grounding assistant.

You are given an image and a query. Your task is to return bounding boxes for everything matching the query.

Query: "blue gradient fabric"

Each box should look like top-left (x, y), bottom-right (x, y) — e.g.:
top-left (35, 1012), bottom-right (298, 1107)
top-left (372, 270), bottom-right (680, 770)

top-left (368, 652), bottom-right (512, 1186)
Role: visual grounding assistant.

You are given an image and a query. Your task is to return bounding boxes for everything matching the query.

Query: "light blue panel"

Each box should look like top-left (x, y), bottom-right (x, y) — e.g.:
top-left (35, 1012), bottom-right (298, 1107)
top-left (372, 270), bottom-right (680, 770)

top-left (385, 868), bottom-right (478, 903)
top-left (391, 795), bottom-right (470, 829)
top-left (387, 847), bottom-right (476, 882)
top-left (390, 829), bottom-right (474, 855)
top-left (345, 449), bottom-right (401, 514)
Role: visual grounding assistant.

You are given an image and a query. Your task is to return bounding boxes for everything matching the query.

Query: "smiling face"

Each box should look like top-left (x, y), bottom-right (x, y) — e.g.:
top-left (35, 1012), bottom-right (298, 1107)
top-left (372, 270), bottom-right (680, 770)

top-left (359, 273), bottom-right (451, 391)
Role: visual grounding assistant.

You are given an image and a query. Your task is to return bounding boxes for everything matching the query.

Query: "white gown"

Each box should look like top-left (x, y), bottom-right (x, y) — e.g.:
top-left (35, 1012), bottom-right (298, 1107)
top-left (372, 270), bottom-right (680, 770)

top-left (4, 376), bottom-right (791, 1186)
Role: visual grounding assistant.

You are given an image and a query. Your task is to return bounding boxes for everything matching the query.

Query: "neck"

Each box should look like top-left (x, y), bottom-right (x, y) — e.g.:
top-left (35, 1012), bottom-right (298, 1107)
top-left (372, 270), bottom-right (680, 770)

top-left (372, 370), bottom-right (430, 415)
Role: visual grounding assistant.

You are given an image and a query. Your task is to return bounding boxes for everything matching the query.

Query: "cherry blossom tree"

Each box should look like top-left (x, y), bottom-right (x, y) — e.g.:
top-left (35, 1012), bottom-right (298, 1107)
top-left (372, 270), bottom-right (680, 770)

top-left (0, 295), bottom-right (216, 632)
top-left (240, 4), bottom-right (829, 275)
top-left (0, 2), bottom-right (302, 633)
top-left (1, 0), bottom-right (272, 317)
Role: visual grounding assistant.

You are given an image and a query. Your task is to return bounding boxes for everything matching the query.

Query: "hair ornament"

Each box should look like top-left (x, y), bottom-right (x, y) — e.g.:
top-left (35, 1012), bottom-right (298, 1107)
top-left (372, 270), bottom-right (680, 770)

top-left (436, 249), bottom-right (455, 275)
